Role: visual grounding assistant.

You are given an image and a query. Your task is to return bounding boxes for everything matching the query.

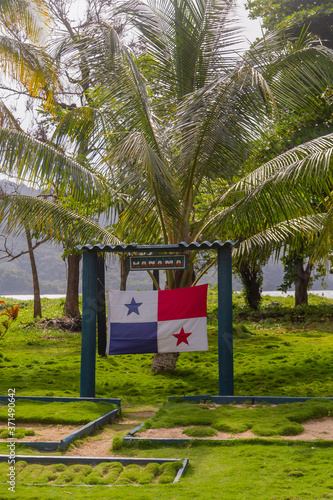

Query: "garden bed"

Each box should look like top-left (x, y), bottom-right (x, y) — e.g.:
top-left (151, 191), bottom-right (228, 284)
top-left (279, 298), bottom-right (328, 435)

top-left (136, 417), bottom-right (333, 441)
top-left (0, 457), bottom-right (188, 485)
top-left (127, 400), bottom-right (333, 442)
top-left (0, 397), bottom-right (120, 450)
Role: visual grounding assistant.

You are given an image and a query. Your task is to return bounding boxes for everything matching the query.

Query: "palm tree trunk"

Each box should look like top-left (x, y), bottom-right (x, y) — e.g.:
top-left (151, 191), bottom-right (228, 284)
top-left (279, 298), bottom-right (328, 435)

top-left (120, 254), bottom-right (129, 291)
top-left (151, 352), bottom-right (179, 372)
top-left (64, 253), bottom-right (81, 318)
top-left (25, 228), bottom-right (42, 318)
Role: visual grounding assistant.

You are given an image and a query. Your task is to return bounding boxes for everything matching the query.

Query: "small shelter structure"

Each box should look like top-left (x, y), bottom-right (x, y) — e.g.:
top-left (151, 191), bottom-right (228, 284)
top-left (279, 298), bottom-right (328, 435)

top-left (77, 240), bottom-right (238, 398)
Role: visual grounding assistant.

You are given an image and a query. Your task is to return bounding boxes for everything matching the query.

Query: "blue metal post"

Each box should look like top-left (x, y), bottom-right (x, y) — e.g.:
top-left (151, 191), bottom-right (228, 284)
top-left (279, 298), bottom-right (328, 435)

top-left (80, 251), bottom-right (98, 397)
top-left (97, 254), bottom-right (107, 357)
top-left (217, 246), bottom-right (234, 395)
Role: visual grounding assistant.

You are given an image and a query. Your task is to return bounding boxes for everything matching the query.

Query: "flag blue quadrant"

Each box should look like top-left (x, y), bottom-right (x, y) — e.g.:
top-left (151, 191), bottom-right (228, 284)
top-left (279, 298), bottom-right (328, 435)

top-left (108, 322), bottom-right (158, 355)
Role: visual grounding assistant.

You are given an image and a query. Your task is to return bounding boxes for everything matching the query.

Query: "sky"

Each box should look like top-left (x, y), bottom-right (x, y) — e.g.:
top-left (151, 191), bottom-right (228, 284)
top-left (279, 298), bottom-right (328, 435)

top-left (67, 0), bottom-right (264, 46)
top-left (235, 0), bottom-right (264, 43)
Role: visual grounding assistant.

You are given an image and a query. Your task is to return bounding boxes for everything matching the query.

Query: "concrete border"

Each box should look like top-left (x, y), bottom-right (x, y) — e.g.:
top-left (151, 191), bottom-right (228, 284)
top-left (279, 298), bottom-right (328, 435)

top-left (168, 395), bottom-right (333, 405)
top-left (0, 455), bottom-right (189, 483)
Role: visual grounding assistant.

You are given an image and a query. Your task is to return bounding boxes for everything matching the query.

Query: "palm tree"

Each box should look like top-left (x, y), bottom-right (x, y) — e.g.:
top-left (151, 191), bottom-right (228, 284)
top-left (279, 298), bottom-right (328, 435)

top-left (0, 0), bottom-right (49, 39)
top-left (0, 1), bottom-right (332, 370)
top-left (214, 133), bottom-right (333, 262)
top-left (0, 0), bottom-right (58, 104)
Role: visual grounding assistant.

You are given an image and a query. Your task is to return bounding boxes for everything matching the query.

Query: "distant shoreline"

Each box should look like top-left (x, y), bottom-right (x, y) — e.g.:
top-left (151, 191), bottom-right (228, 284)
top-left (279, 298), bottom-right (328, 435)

top-left (1, 291), bottom-right (333, 300)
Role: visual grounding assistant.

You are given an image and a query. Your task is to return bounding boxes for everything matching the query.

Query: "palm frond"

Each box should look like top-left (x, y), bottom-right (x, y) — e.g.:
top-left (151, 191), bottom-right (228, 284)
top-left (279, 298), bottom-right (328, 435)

top-left (256, 44), bottom-right (333, 117)
top-left (174, 36), bottom-right (333, 201)
top-left (309, 204), bottom-right (333, 263)
top-left (0, 99), bottom-right (22, 130)
top-left (120, 0), bottom-right (241, 99)
top-left (234, 214), bottom-right (326, 262)
top-left (0, 194), bottom-right (120, 246)
top-left (0, 36), bottom-right (58, 102)
top-left (110, 131), bottom-right (181, 242)
top-left (0, 128), bottom-right (105, 201)
top-left (0, 0), bottom-right (49, 43)
top-left (218, 134), bottom-right (333, 206)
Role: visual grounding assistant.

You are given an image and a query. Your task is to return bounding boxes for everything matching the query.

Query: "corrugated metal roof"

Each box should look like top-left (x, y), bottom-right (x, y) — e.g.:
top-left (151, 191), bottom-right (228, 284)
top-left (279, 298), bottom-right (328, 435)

top-left (76, 240), bottom-right (238, 253)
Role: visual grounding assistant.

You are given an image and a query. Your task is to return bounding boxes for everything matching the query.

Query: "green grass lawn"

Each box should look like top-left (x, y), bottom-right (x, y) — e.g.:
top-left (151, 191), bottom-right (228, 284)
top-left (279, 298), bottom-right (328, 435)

top-left (0, 400), bottom-right (117, 425)
top-left (1, 443), bottom-right (333, 499)
top-left (0, 293), bottom-right (333, 499)
top-left (0, 460), bottom-right (180, 486)
top-left (1, 293), bottom-right (333, 403)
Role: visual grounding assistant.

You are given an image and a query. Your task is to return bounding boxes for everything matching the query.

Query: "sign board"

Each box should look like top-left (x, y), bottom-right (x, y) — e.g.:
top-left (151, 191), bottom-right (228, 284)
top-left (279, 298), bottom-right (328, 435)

top-left (129, 255), bottom-right (188, 271)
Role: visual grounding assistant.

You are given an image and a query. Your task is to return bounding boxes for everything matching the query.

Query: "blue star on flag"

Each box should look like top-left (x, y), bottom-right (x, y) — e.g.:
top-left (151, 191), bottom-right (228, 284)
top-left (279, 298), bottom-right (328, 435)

top-left (125, 297), bottom-right (143, 315)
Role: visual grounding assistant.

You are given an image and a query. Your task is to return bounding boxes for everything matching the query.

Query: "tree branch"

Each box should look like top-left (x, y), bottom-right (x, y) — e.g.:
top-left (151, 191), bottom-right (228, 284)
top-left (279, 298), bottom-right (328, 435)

top-left (0, 236), bottom-right (50, 261)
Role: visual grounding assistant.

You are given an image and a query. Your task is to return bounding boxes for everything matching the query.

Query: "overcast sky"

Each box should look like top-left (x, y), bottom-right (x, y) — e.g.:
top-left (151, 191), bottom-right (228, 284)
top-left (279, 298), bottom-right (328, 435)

top-left (235, 0), bottom-right (263, 42)
top-left (67, 0), bottom-right (264, 46)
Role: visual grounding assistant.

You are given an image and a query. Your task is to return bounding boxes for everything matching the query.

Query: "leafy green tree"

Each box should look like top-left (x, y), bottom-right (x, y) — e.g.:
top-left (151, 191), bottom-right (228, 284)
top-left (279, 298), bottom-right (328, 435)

top-left (221, 133), bottom-right (333, 289)
top-left (0, 1), bottom-right (332, 371)
top-left (237, 52), bottom-right (333, 305)
top-left (246, 0), bottom-right (333, 47)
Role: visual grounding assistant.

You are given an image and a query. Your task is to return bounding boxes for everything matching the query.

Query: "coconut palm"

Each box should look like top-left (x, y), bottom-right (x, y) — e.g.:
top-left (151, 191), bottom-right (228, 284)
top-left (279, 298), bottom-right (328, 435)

top-left (0, 0), bottom-right (49, 41)
top-left (0, 1), bottom-right (332, 370)
top-left (0, 0), bottom-right (58, 105)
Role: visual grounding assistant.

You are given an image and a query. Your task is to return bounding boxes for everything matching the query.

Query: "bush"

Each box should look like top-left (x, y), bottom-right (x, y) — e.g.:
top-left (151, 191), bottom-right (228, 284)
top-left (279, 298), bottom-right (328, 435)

top-left (111, 436), bottom-right (123, 451)
top-left (182, 426), bottom-right (217, 437)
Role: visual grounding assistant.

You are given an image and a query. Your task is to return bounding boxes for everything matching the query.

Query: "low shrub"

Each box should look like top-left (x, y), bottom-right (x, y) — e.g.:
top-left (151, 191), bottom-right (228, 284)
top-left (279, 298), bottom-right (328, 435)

top-left (182, 426), bottom-right (217, 437)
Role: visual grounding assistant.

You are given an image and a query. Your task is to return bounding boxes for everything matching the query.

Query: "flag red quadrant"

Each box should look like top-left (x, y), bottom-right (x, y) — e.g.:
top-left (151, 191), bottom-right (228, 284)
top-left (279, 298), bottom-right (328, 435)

top-left (106, 284), bottom-right (208, 355)
top-left (158, 285), bottom-right (208, 320)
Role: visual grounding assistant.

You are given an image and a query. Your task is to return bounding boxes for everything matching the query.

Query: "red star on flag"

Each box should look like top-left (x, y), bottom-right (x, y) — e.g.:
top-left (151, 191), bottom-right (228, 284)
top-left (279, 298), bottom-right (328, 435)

top-left (173, 327), bottom-right (192, 346)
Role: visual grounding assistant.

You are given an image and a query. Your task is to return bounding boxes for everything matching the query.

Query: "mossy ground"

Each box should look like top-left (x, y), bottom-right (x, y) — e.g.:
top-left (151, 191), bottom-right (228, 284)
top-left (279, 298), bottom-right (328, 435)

top-left (1, 293), bottom-right (333, 403)
top-left (0, 460), bottom-right (180, 486)
top-left (0, 400), bottom-right (117, 425)
top-left (1, 293), bottom-right (333, 499)
top-left (1, 443), bottom-right (333, 499)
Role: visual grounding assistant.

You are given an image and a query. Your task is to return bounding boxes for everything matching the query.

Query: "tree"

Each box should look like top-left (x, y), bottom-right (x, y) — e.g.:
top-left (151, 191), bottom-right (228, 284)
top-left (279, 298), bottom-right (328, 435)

top-left (278, 249), bottom-right (313, 306)
top-left (218, 133), bottom-right (333, 293)
top-left (0, 1), bottom-right (332, 373)
top-left (100, 3), bottom-right (333, 369)
top-left (234, 46), bottom-right (333, 305)
top-left (0, 181), bottom-right (50, 317)
top-left (0, 1), bottom-right (126, 315)
top-left (246, 0), bottom-right (333, 47)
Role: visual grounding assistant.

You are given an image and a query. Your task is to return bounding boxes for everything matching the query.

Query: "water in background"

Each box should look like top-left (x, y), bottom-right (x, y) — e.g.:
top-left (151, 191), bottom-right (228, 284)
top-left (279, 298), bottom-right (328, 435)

top-left (2, 291), bottom-right (333, 300)
top-left (248, 290), bottom-right (333, 299)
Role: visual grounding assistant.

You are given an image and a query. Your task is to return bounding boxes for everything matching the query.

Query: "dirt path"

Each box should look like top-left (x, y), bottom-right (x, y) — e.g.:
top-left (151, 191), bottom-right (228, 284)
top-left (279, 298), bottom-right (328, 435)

top-left (0, 423), bottom-right (81, 442)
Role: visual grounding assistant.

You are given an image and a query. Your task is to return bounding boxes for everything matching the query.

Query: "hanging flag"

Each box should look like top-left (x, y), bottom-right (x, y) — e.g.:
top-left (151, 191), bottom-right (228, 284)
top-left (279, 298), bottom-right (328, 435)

top-left (106, 284), bottom-right (208, 355)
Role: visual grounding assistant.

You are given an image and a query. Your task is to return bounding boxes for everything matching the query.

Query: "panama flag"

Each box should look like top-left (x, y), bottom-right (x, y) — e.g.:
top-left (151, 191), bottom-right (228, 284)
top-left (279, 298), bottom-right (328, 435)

top-left (106, 284), bottom-right (208, 355)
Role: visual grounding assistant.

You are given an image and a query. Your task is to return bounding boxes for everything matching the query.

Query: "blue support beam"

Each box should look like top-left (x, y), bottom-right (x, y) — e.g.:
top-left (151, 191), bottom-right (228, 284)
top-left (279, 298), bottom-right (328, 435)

top-left (80, 252), bottom-right (98, 397)
top-left (217, 246), bottom-right (234, 396)
top-left (97, 254), bottom-right (107, 356)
